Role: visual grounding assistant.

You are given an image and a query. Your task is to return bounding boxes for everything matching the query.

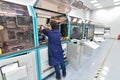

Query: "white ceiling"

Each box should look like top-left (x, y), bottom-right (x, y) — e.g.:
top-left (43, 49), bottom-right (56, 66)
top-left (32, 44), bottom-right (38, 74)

top-left (80, 0), bottom-right (120, 10)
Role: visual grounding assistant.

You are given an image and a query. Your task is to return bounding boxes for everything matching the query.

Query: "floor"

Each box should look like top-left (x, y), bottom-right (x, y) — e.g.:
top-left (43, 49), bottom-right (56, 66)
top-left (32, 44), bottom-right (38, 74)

top-left (46, 39), bottom-right (120, 80)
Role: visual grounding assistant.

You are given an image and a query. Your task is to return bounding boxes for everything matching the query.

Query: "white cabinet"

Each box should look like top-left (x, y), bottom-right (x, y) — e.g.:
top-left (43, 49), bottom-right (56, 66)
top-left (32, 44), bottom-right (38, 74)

top-left (67, 42), bottom-right (84, 70)
top-left (0, 51), bottom-right (37, 80)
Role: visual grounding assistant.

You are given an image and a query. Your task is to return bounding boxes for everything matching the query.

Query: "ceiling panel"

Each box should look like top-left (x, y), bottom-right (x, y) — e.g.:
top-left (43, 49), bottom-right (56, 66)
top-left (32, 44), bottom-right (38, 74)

top-left (80, 0), bottom-right (120, 10)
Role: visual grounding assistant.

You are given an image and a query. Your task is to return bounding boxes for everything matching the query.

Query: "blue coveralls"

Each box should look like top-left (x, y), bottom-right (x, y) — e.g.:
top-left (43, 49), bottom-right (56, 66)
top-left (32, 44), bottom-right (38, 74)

top-left (42, 29), bottom-right (66, 79)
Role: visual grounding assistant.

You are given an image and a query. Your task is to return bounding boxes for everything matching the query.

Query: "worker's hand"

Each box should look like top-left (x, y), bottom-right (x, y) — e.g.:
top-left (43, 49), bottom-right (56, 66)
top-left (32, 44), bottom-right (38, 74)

top-left (40, 26), bottom-right (44, 30)
top-left (44, 26), bottom-right (51, 30)
top-left (41, 25), bottom-right (47, 30)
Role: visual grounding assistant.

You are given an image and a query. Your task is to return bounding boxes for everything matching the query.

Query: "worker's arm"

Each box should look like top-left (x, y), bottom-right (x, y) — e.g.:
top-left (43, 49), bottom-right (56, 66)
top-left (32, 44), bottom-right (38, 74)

top-left (41, 25), bottom-right (51, 36)
top-left (42, 29), bottom-right (50, 36)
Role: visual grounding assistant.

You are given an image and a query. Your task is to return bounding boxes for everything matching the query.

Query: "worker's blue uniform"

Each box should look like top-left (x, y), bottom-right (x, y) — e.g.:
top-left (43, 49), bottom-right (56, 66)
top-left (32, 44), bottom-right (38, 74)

top-left (42, 29), bottom-right (66, 79)
top-left (42, 29), bottom-right (64, 66)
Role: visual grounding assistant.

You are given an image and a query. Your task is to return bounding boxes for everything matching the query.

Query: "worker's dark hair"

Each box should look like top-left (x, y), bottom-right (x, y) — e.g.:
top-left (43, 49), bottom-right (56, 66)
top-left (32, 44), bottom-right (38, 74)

top-left (50, 20), bottom-right (58, 30)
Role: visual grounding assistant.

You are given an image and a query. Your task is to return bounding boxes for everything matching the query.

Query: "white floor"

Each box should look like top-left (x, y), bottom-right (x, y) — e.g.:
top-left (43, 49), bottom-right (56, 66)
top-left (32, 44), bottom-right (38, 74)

top-left (46, 39), bottom-right (120, 80)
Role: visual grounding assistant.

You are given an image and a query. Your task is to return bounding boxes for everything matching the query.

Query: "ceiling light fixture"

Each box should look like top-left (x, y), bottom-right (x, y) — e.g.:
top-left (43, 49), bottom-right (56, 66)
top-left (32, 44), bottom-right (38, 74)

top-left (73, 18), bottom-right (77, 22)
top-left (96, 6), bottom-right (103, 8)
top-left (114, 2), bottom-right (120, 5)
top-left (78, 19), bottom-right (82, 23)
top-left (93, 3), bottom-right (100, 6)
top-left (90, 0), bottom-right (98, 3)
top-left (113, 0), bottom-right (120, 2)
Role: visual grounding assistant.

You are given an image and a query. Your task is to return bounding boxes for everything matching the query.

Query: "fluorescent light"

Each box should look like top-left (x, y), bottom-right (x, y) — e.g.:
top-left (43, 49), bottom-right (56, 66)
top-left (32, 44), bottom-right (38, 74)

top-left (113, 0), bottom-right (120, 2)
top-left (93, 3), bottom-right (100, 6)
top-left (78, 19), bottom-right (82, 23)
top-left (99, 76), bottom-right (105, 80)
top-left (114, 2), bottom-right (120, 5)
top-left (90, 0), bottom-right (98, 3)
top-left (73, 18), bottom-right (77, 22)
top-left (96, 6), bottom-right (103, 8)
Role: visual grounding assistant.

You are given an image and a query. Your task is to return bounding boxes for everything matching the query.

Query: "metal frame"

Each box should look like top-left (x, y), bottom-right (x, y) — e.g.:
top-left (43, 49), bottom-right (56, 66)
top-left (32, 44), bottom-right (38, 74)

top-left (29, 6), bottom-right (41, 80)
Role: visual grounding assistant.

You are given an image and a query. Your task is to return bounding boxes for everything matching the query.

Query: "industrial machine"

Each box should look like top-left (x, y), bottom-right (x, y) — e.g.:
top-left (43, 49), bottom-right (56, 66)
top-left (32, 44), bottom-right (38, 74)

top-left (83, 21), bottom-right (100, 56)
top-left (0, 1), bottom-right (106, 80)
top-left (94, 25), bottom-right (105, 42)
top-left (83, 20), bottom-right (95, 41)
top-left (67, 16), bottom-right (84, 70)
top-left (69, 16), bottom-right (83, 40)
top-left (0, 1), bottom-right (38, 80)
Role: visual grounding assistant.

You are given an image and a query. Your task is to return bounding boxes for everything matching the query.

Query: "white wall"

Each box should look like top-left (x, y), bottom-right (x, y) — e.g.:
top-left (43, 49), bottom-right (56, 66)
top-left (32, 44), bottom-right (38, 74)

top-left (3, 0), bottom-right (36, 6)
top-left (91, 6), bottom-right (120, 38)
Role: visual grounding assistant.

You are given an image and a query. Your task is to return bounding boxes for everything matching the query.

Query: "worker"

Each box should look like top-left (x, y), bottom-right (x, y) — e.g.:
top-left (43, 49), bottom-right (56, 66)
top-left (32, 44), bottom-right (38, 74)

top-left (42, 20), bottom-right (66, 80)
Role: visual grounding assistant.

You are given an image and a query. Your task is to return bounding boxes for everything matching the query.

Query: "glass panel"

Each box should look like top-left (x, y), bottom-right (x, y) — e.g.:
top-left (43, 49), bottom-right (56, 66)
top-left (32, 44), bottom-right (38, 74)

top-left (70, 16), bottom-right (83, 39)
top-left (85, 25), bottom-right (94, 40)
top-left (35, 8), bottom-right (68, 45)
top-left (0, 2), bottom-right (34, 54)
top-left (70, 25), bottom-right (82, 39)
top-left (87, 26), bottom-right (94, 40)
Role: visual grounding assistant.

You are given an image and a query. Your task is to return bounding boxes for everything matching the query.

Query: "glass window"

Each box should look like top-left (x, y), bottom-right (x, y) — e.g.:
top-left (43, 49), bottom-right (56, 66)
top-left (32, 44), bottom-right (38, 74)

top-left (35, 8), bottom-right (68, 45)
top-left (85, 25), bottom-right (94, 40)
top-left (0, 2), bottom-right (34, 54)
top-left (70, 16), bottom-right (83, 40)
